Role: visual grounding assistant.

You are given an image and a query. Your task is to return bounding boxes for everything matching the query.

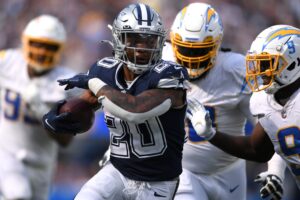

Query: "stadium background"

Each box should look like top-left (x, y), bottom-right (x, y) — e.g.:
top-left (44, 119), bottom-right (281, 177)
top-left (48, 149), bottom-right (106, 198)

top-left (0, 0), bottom-right (299, 199)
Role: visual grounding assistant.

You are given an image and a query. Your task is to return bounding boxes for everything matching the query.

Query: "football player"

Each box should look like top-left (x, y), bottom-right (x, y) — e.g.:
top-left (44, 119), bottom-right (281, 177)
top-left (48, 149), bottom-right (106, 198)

top-left (43, 3), bottom-right (189, 200)
top-left (162, 3), bottom-right (286, 200)
top-left (0, 15), bottom-right (76, 200)
top-left (187, 24), bottom-right (300, 199)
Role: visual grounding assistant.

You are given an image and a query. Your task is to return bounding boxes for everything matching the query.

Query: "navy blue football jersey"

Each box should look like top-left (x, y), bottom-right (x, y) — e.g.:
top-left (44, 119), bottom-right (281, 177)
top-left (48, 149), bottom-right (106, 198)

top-left (89, 57), bottom-right (188, 181)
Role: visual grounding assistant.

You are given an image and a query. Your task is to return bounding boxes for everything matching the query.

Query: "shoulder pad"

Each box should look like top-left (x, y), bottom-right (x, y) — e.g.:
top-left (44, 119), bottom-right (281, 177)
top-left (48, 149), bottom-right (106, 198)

top-left (154, 61), bottom-right (189, 90)
top-left (250, 91), bottom-right (269, 118)
top-left (97, 57), bottom-right (120, 68)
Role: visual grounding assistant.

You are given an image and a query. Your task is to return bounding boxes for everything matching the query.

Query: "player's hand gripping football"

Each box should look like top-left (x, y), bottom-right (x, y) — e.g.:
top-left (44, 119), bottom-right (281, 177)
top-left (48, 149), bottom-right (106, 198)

top-left (254, 171), bottom-right (283, 200)
top-left (186, 98), bottom-right (216, 140)
top-left (42, 100), bottom-right (82, 135)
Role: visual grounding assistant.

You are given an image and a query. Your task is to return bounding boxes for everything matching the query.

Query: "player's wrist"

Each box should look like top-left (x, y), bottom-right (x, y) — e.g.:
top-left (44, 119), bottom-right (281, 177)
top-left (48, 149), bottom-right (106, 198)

top-left (205, 128), bottom-right (216, 140)
top-left (88, 78), bottom-right (107, 96)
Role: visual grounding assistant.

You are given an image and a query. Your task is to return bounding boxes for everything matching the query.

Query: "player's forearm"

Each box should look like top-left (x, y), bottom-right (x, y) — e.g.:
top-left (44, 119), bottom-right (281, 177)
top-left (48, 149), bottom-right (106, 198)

top-left (210, 132), bottom-right (272, 162)
top-left (97, 86), bottom-right (184, 112)
top-left (96, 86), bottom-right (185, 123)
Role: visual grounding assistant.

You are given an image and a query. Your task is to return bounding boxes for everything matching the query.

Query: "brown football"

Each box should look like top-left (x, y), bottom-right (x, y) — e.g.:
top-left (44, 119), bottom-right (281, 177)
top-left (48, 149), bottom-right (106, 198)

top-left (59, 97), bottom-right (95, 133)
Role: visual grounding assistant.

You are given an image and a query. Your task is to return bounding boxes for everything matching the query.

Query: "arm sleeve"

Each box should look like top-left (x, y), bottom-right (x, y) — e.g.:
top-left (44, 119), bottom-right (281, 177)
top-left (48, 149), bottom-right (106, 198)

top-left (100, 96), bottom-right (172, 124)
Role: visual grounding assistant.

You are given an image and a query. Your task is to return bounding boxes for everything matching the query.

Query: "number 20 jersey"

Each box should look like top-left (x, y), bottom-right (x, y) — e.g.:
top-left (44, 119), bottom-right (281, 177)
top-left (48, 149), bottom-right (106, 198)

top-left (88, 57), bottom-right (189, 181)
top-left (250, 89), bottom-right (300, 188)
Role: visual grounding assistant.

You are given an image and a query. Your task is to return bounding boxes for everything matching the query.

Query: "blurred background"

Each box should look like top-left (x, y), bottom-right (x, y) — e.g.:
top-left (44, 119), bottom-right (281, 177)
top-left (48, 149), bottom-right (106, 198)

top-left (0, 0), bottom-right (299, 199)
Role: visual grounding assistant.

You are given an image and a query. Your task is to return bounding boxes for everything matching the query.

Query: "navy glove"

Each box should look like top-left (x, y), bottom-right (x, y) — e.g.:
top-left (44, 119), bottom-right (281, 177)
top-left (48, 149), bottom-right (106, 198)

top-left (58, 73), bottom-right (92, 90)
top-left (42, 100), bottom-right (83, 135)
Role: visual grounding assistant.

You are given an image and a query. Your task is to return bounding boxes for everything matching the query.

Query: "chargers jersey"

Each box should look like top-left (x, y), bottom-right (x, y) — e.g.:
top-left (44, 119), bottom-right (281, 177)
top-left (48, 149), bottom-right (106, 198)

top-left (250, 89), bottom-right (300, 188)
top-left (163, 43), bottom-right (254, 174)
top-left (88, 57), bottom-right (189, 181)
top-left (0, 49), bottom-right (75, 175)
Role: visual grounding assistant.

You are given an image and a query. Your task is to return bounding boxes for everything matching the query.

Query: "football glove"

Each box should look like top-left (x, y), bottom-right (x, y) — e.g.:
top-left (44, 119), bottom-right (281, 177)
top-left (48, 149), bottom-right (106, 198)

top-left (186, 98), bottom-right (216, 140)
top-left (58, 74), bottom-right (107, 95)
top-left (58, 73), bottom-right (91, 90)
top-left (254, 172), bottom-right (283, 200)
top-left (42, 100), bottom-right (82, 135)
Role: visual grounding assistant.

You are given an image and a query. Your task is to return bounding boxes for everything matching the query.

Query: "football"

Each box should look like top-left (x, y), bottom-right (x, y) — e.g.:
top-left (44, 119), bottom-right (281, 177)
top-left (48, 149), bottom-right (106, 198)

top-left (59, 97), bottom-right (95, 133)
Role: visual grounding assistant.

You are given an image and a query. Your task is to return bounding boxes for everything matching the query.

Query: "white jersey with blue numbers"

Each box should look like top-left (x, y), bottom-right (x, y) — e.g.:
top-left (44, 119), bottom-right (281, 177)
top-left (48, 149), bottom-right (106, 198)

top-left (250, 89), bottom-right (300, 188)
top-left (89, 57), bottom-right (189, 181)
top-left (0, 49), bottom-right (75, 174)
top-left (163, 43), bottom-right (254, 174)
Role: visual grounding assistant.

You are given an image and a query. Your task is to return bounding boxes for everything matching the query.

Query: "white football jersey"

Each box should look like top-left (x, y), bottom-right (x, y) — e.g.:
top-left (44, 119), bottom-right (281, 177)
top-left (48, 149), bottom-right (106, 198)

top-left (250, 89), bottom-right (300, 188)
top-left (0, 49), bottom-right (75, 179)
top-left (163, 43), bottom-right (254, 174)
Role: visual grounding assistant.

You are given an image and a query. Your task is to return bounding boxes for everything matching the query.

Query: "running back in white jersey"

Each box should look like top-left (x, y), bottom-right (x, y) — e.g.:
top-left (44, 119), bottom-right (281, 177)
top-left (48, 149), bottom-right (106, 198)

top-left (0, 48), bottom-right (76, 199)
top-left (163, 42), bottom-right (254, 174)
top-left (250, 89), bottom-right (300, 188)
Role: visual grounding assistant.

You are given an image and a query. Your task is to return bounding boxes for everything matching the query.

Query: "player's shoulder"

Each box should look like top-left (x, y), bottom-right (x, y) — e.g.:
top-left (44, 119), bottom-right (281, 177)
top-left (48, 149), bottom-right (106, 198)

top-left (87, 57), bottom-right (121, 81)
top-left (150, 60), bottom-right (189, 89)
top-left (152, 60), bottom-right (188, 76)
top-left (96, 57), bottom-right (121, 69)
top-left (0, 48), bottom-right (22, 62)
top-left (217, 50), bottom-right (245, 74)
top-left (89, 57), bottom-right (120, 75)
top-left (249, 90), bottom-right (270, 118)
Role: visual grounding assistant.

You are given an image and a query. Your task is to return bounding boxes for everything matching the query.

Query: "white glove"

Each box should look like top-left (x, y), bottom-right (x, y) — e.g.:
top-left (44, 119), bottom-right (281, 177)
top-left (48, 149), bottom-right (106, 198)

top-left (186, 98), bottom-right (216, 140)
top-left (254, 171), bottom-right (283, 200)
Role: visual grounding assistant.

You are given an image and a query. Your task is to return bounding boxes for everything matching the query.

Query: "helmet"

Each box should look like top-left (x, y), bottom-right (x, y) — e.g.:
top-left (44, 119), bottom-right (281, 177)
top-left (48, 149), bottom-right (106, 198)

top-left (170, 3), bottom-right (223, 79)
top-left (22, 15), bottom-right (66, 72)
top-left (246, 25), bottom-right (300, 94)
top-left (111, 3), bottom-right (166, 74)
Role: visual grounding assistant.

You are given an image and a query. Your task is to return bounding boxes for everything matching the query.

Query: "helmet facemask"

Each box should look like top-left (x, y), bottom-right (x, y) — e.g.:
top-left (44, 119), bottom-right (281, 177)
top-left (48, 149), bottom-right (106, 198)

top-left (114, 31), bottom-right (164, 74)
top-left (22, 15), bottom-right (66, 73)
top-left (171, 33), bottom-right (221, 79)
top-left (169, 3), bottom-right (223, 80)
top-left (246, 52), bottom-right (288, 93)
top-left (22, 36), bottom-right (64, 72)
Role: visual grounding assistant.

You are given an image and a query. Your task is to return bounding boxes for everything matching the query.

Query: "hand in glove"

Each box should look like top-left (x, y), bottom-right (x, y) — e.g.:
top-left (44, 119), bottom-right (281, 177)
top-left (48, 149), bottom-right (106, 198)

top-left (58, 73), bottom-right (107, 96)
top-left (254, 171), bottom-right (283, 200)
top-left (186, 98), bottom-right (216, 140)
top-left (42, 100), bottom-right (83, 135)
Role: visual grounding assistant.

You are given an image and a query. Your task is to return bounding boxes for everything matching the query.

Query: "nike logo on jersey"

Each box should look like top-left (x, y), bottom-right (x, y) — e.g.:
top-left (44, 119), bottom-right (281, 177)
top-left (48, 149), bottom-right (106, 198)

top-left (229, 185), bottom-right (239, 193)
top-left (154, 192), bottom-right (166, 197)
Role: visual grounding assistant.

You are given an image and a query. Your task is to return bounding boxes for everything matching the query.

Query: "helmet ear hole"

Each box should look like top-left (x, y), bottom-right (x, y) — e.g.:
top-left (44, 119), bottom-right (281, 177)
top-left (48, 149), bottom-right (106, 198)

top-left (287, 62), bottom-right (296, 71)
